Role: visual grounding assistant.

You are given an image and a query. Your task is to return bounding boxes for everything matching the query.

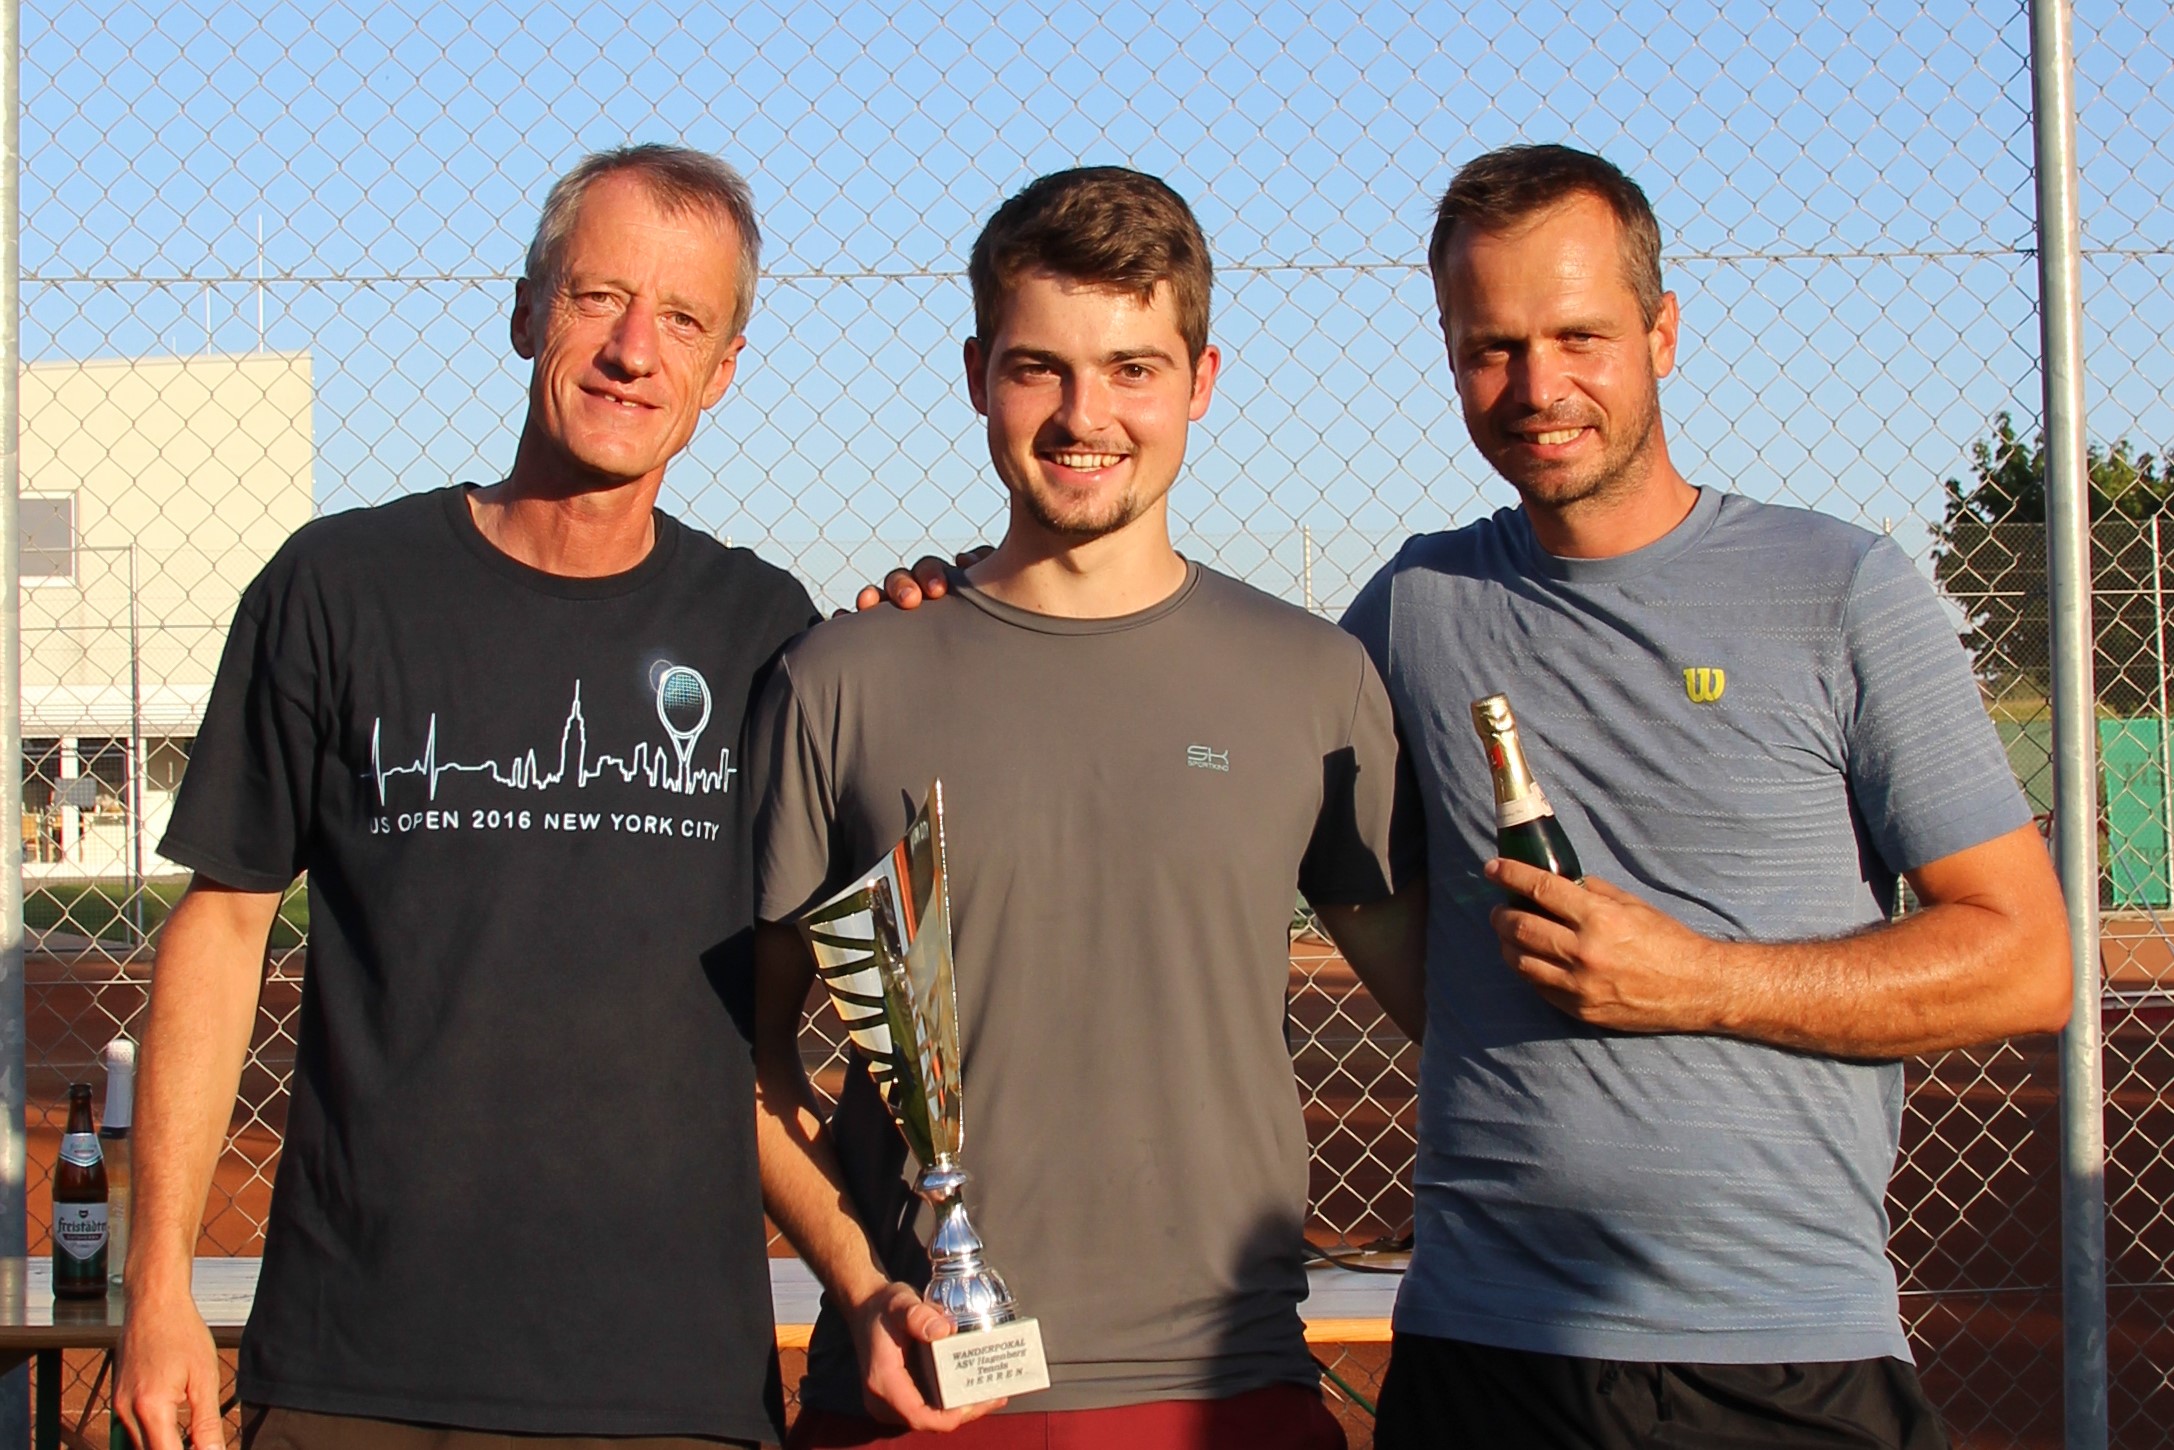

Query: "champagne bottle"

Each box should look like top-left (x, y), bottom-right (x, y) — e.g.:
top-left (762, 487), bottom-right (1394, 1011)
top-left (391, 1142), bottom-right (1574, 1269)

top-left (52, 1082), bottom-right (108, 1298)
top-left (101, 1038), bottom-right (135, 1286)
top-left (1470, 693), bottom-right (1583, 887)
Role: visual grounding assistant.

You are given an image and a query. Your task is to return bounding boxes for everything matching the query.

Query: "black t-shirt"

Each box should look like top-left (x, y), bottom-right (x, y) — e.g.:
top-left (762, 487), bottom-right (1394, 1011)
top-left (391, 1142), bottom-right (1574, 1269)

top-left (161, 485), bottom-right (816, 1439)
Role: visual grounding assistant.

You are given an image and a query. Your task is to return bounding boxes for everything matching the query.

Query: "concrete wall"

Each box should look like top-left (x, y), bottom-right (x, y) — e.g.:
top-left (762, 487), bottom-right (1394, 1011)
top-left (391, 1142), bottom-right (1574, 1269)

top-left (17, 352), bottom-right (313, 882)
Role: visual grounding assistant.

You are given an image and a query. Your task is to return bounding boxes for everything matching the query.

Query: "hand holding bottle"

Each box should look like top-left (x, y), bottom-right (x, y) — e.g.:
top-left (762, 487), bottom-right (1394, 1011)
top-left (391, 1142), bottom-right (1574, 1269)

top-left (1486, 858), bottom-right (1728, 1034)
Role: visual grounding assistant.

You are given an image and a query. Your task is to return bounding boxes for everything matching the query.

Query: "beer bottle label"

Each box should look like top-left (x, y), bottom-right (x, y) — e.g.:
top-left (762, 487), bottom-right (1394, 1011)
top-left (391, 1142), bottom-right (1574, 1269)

top-left (54, 1202), bottom-right (107, 1260)
top-left (58, 1132), bottom-right (101, 1168)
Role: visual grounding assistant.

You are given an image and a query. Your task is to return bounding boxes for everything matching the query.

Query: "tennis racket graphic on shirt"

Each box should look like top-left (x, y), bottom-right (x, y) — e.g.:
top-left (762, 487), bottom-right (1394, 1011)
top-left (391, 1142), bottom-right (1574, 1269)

top-left (652, 663), bottom-right (713, 791)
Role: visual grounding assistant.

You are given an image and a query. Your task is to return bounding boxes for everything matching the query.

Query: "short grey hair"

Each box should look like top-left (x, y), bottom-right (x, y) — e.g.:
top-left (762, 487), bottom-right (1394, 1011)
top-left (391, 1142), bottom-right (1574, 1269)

top-left (524, 144), bottom-right (763, 339)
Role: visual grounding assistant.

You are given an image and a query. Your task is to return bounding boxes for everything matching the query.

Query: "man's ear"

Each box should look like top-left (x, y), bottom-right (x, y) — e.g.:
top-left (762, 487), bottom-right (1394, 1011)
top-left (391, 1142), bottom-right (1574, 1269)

top-left (1187, 343), bottom-right (1222, 422)
top-left (1432, 272), bottom-right (1461, 373)
top-left (701, 334), bottom-right (748, 411)
top-left (1648, 291), bottom-right (1680, 380)
top-left (963, 336), bottom-right (991, 417)
top-left (511, 278), bottom-right (540, 361)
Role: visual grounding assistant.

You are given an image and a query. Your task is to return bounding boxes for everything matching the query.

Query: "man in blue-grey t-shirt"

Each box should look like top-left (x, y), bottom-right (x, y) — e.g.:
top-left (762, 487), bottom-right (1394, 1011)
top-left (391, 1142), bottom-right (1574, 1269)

top-left (1344, 145), bottom-right (2071, 1449)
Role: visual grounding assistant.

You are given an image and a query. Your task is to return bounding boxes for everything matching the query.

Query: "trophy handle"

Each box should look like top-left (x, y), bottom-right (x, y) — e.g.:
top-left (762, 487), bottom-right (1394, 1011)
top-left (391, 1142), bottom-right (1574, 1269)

top-left (914, 1155), bottom-right (1018, 1333)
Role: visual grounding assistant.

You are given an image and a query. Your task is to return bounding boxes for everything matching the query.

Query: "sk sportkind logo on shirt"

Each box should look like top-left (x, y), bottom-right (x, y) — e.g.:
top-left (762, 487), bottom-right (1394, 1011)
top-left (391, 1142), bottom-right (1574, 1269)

top-left (1186, 744), bottom-right (1231, 772)
top-left (1683, 667), bottom-right (1727, 704)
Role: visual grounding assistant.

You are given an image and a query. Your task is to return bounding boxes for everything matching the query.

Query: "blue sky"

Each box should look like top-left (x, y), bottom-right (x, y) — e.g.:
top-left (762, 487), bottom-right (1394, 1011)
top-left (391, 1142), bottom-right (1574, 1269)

top-left (22, 0), bottom-right (2173, 607)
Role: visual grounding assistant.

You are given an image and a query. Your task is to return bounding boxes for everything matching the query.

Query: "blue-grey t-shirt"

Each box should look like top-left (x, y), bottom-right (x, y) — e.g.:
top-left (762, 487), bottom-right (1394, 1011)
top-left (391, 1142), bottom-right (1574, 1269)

top-left (1343, 488), bottom-right (2029, 1365)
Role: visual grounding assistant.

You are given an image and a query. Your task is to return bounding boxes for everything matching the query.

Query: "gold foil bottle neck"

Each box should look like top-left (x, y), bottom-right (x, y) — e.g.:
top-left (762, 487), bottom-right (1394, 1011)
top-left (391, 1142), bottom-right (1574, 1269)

top-left (1470, 693), bottom-right (1515, 739)
top-left (1470, 692), bottom-right (1550, 823)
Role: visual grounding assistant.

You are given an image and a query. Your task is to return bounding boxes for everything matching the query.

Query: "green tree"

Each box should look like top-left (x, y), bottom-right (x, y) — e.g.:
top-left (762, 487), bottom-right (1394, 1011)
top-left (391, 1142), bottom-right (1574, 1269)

top-left (1932, 412), bottom-right (2174, 715)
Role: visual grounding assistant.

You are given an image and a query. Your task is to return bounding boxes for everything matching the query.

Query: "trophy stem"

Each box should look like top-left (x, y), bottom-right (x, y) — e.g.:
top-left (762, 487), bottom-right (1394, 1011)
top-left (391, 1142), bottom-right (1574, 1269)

top-left (915, 1154), bottom-right (1017, 1333)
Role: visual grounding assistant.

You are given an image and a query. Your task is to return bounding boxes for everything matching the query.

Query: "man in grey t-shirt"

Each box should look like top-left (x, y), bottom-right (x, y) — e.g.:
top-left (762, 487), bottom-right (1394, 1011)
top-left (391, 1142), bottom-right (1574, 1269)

top-left (1345, 145), bottom-right (2070, 1448)
top-left (751, 169), bottom-right (1422, 1449)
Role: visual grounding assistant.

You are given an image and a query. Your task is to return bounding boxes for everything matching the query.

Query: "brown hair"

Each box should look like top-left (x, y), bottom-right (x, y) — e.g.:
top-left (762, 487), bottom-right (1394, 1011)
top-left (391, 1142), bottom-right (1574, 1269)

top-left (1429, 144), bottom-right (1664, 326)
top-left (969, 167), bottom-right (1213, 363)
top-left (525, 143), bottom-right (763, 339)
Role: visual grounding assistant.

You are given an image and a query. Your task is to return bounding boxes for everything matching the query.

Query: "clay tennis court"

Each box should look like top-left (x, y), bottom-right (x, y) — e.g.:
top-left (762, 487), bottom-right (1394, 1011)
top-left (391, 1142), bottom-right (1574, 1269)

top-left (18, 927), bottom-right (2173, 1449)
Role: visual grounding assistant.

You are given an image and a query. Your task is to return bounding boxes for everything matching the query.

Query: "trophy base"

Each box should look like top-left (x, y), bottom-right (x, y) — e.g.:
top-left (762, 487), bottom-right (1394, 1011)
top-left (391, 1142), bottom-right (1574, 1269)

top-left (922, 1316), bottom-right (1049, 1408)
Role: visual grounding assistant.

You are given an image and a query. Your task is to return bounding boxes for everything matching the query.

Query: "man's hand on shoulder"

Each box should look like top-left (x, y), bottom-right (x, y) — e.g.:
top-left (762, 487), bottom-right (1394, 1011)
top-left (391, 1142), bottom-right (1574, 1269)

top-left (115, 1287), bottom-right (227, 1450)
top-left (849, 548), bottom-right (994, 613)
top-left (1486, 859), bottom-right (1726, 1034)
top-left (847, 1280), bottom-right (1006, 1431)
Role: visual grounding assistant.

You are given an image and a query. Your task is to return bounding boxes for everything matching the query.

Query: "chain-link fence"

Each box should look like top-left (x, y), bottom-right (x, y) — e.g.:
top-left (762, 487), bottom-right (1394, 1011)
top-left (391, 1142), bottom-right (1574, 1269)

top-left (1936, 514), bottom-right (2174, 1446)
top-left (13, 1), bottom-right (2174, 1446)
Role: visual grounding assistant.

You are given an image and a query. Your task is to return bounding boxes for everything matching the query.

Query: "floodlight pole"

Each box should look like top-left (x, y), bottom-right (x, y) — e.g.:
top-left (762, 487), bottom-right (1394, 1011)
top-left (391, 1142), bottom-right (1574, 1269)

top-left (2030, 1), bottom-right (2108, 1446)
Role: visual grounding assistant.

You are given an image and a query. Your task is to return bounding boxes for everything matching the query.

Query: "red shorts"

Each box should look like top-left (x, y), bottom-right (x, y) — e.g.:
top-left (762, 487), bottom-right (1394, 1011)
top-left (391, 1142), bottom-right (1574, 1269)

top-left (785, 1383), bottom-right (1347, 1450)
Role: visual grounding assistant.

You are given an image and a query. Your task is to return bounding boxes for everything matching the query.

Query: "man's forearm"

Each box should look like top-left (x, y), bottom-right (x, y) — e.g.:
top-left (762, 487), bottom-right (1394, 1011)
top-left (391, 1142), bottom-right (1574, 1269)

top-left (751, 920), bottom-right (891, 1311)
top-left (753, 1073), bottom-right (892, 1310)
top-left (1313, 876), bottom-right (1427, 1043)
top-left (1491, 825), bottom-right (2071, 1057)
top-left (1705, 894), bottom-right (2069, 1057)
top-left (127, 881), bottom-right (281, 1300)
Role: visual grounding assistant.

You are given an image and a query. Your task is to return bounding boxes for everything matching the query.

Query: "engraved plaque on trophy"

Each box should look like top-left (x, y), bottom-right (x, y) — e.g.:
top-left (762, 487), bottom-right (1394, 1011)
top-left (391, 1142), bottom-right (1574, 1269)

top-left (798, 779), bottom-right (1050, 1409)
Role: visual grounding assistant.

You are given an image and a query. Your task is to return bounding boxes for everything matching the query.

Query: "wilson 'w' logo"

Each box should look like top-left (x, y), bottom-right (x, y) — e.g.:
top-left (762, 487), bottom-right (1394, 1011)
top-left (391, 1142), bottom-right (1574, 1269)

top-left (1683, 667), bottom-right (1727, 704)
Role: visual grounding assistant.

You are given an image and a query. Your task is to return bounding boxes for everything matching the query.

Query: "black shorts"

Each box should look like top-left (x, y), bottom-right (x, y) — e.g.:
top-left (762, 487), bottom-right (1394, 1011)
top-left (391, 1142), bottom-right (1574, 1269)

top-left (240, 1406), bottom-right (766, 1450)
top-left (1372, 1332), bottom-right (1950, 1450)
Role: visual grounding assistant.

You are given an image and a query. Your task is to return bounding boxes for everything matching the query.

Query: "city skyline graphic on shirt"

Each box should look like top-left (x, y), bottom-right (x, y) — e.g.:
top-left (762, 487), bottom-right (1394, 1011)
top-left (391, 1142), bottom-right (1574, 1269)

top-left (366, 663), bottom-right (732, 805)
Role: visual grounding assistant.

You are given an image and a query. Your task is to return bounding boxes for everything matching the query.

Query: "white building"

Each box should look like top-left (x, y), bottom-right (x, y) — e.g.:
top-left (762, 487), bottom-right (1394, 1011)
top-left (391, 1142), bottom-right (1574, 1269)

top-left (20, 351), bottom-right (313, 882)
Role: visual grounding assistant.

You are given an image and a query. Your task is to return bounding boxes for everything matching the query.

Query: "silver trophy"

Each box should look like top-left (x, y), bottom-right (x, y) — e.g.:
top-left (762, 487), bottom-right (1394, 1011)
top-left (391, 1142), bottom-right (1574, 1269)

top-left (798, 779), bottom-right (1049, 1408)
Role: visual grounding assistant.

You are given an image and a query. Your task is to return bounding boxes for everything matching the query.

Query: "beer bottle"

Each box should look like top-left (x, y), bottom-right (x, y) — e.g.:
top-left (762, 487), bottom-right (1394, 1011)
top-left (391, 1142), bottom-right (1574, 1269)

top-left (1470, 693), bottom-right (1583, 890)
top-left (52, 1082), bottom-right (108, 1298)
top-left (101, 1038), bottom-right (135, 1286)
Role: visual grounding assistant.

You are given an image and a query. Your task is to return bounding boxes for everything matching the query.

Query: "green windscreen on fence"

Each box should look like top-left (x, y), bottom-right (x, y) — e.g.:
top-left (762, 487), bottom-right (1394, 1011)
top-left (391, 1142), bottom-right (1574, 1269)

top-left (2100, 718), bottom-right (2171, 910)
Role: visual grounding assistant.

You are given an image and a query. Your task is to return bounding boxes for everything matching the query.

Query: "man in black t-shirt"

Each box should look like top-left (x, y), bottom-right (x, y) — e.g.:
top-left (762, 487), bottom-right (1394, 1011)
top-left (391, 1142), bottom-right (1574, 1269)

top-left (114, 145), bottom-right (815, 1450)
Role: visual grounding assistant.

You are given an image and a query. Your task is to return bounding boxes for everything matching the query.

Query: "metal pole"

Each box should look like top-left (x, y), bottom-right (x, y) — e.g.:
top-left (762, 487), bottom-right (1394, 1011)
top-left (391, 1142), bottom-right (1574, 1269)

top-left (2154, 515), bottom-right (2171, 911)
top-left (2030, 1), bottom-right (2108, 1445)
top-left (0, 0), bottom-right (28, 1438)
top-left (127, 545), bottom-right (143, 947)
top-left (1302, 525), bottom-right (1313, 613)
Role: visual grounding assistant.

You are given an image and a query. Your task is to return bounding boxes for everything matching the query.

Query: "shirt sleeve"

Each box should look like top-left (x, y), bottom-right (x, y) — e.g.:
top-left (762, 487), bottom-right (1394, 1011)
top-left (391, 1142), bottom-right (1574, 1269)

top-left (1842, 536), bottom-right (2032, 873)
top-left (1299, 633), bottom-right (1425, 905)
top-left (157, 558), bottom-right (322, 892)
top-left (751, 650), bottom-right (842, 923)
top-left (1339, 555), bottom-right (1395, 681)
top-left (759, 577), bottom-right (822, 653)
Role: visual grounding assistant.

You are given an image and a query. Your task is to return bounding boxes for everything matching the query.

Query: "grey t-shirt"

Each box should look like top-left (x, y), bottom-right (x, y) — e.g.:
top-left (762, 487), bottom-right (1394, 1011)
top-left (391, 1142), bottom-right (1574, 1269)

top-left (754, 562), bottom-right (1412, 1413)
top-left (1343, 489), bottom-right (2029, 1365)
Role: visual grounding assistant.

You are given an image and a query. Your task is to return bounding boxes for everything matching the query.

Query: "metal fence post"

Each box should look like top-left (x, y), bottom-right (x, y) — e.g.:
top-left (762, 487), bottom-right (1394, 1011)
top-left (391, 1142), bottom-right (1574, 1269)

top-left (2030, 1), bottom-right (2109, 1446)
top-left (0, 0), bottom-right (27, 1439)
top-left (2155, 516), bottom-right (2172, 895)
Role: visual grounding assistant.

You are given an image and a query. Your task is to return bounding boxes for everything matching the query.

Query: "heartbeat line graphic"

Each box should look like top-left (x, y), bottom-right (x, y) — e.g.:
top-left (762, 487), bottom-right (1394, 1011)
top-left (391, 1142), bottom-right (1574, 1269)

top-left (367, 676), bottom-right (734, 806)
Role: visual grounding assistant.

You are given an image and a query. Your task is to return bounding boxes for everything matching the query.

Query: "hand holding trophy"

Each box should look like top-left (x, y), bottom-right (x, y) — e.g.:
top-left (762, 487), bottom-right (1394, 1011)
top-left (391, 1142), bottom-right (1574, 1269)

top-left (798, 780), bottom-right (1050, 1409)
